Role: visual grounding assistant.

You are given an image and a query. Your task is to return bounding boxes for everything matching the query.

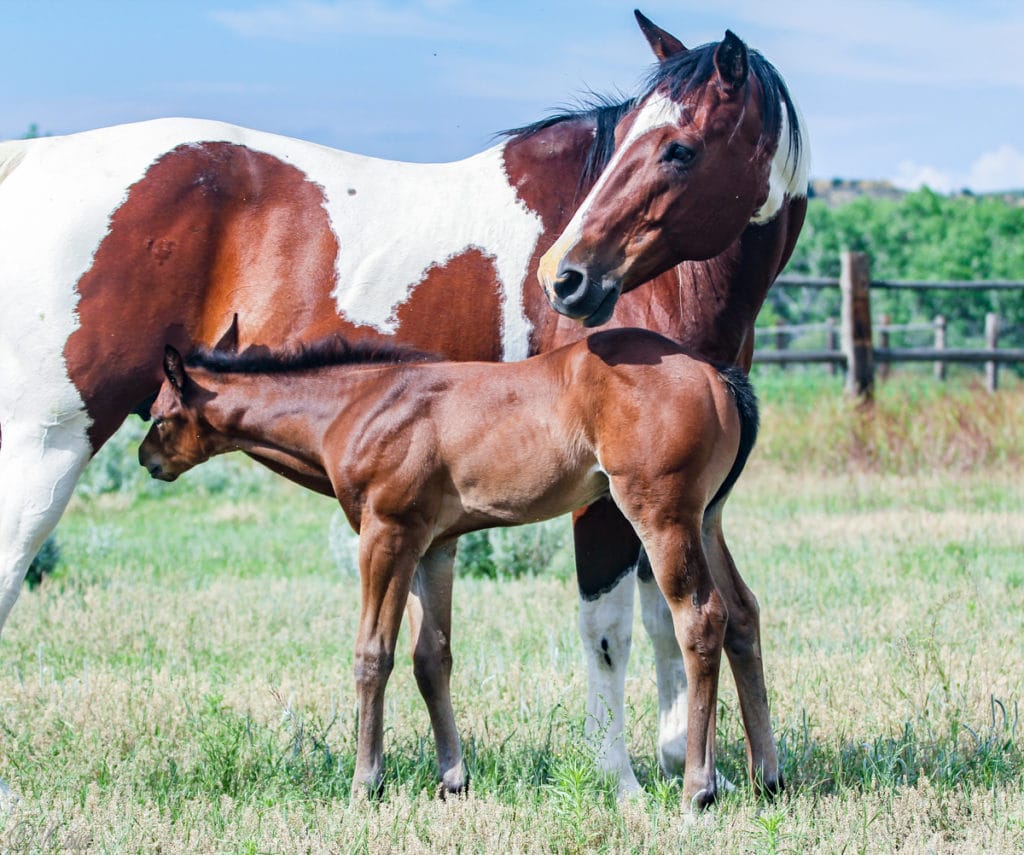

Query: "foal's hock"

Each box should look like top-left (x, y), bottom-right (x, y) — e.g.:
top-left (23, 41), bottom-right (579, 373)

top-left (139, 328), bottom-right (761, 809)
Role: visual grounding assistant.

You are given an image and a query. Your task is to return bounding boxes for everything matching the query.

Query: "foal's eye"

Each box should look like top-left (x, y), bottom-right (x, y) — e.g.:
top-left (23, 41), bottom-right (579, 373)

top-left (663, 141), bottom-right (697, 168)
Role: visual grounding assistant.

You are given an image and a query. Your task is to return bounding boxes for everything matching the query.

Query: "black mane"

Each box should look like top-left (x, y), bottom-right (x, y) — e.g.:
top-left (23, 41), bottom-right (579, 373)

top-left (186, 335), bottom-right (440, 375)
top-left (502, 38), bottom-right (803, 193)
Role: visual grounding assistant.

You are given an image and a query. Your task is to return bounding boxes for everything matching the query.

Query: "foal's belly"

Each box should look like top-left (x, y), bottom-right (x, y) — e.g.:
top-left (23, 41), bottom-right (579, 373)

top-left (434, 460), bottom-right (609, 539)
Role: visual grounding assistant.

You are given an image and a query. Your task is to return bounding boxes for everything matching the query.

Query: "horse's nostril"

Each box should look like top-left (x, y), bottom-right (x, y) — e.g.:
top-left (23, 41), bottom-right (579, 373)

top-left (553, 268), bottom-right (585, 301)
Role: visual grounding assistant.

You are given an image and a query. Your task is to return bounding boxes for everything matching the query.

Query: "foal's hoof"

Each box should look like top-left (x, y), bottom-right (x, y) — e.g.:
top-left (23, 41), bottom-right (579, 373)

top-left (350, 778), bottom-right (385, 803)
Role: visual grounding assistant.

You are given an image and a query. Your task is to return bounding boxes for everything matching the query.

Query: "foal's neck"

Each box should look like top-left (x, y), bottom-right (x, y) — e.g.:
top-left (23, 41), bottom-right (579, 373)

top-left (197, 365), bottom-right (386, 469)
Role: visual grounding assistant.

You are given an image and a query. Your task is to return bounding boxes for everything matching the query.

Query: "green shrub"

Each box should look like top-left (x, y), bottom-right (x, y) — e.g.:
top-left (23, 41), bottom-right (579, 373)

top-left (25, 534), bottom-right (60, 589)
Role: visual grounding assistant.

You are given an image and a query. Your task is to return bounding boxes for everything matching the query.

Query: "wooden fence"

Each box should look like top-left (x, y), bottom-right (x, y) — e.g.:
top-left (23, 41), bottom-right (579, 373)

top-left (755, 251), bottom-right (1024, 398)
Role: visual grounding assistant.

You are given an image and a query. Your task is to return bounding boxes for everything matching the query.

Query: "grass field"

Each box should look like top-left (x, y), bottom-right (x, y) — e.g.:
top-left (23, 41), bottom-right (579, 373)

top-left (1, 372), bottom-right (1023, 853)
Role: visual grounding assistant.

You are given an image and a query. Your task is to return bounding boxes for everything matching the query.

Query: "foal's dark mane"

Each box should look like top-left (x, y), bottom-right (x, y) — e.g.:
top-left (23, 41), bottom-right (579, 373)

top-left (187, 335), bottom-right (440, 375)
top-left (502, 38), bottom-right (803, 195)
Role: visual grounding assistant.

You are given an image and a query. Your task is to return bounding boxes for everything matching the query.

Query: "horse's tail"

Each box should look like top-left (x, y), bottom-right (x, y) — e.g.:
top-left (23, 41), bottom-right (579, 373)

top-left (707, 365), bottom-right (759, 511)
top-left (0, 139), bottom-right (28, 186)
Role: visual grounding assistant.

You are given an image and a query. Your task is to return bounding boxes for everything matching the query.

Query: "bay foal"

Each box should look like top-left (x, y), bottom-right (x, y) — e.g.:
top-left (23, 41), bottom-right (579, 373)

top-left (139, 328), bottom-right (760, 808)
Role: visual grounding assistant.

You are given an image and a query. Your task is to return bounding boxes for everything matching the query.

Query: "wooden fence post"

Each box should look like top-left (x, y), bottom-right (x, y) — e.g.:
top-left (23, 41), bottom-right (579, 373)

top-left (775, 328), bottom-right (789, 370)
top-left (840, 251), bottom-right (874, 399)
top-left (826, 317), bottom-right (838, 376)
top-left (933, 315), bottom-right (947, 381)
top-left (986, 312), bottom-right (1000, 392)
top-left (878, 314), bottom-right (891, 380)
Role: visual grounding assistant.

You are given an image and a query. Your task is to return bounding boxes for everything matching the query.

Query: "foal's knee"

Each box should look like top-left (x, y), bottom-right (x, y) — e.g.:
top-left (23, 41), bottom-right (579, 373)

top-left (354, 645), bottom-right (395, 690)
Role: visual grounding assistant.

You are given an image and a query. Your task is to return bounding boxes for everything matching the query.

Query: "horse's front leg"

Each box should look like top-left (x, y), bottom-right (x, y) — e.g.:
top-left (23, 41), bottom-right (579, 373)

top-left (406, 540), bottom-right (466, 796)
top-left (0, 417), bottom-right (93, 636)
top-left (573, 498), bottom-right (643, 796)
top-left (351, 516), bottom-right (426, 799)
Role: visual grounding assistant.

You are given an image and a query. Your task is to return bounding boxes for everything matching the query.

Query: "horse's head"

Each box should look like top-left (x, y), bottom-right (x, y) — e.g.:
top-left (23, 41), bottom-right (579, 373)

top-left (139, 346), bottom-right (220, 481)
top-left (538, 13), bottom-right (808, 326)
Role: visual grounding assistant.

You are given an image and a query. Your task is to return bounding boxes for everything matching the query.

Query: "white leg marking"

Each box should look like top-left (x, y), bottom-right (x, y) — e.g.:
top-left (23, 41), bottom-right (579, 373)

top-left (578, 569), bottom-right (640, 796)
top-left (637, 571), bottom-right (689, 777)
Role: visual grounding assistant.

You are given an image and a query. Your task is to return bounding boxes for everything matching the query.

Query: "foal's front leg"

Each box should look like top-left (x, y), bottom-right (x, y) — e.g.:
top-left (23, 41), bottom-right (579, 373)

top-left (351, 517), bottom-right (426, 799)
top-left (406, 541), bottom-right (466, 795)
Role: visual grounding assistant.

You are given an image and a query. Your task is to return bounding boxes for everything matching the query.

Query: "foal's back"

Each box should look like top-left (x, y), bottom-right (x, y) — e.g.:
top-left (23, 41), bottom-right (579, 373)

top-left (357, 329), bottom-right (742, 539)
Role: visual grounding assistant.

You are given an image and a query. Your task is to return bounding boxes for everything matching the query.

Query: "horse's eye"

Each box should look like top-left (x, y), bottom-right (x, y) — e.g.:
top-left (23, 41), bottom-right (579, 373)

top-left (663, 142), bottom-right (696, 168)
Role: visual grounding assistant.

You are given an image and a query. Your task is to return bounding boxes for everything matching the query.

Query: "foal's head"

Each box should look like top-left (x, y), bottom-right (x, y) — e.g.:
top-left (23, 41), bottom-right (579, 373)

top-left (139, 346), bottom-right (220, 481)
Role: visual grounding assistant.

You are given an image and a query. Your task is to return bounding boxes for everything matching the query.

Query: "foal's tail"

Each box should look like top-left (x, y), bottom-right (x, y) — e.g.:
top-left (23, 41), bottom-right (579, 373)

top-left (707, 365), bottom-right (759, 510)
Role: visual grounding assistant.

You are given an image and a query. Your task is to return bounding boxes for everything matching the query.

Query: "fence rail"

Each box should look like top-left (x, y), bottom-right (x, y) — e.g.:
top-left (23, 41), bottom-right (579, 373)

top-left (756, 251), bottom-right (1024, 398)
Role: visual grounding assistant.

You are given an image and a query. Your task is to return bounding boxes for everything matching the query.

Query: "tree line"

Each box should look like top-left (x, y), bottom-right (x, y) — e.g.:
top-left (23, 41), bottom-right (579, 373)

top-left (772, 189), bottom-right (1024, 346)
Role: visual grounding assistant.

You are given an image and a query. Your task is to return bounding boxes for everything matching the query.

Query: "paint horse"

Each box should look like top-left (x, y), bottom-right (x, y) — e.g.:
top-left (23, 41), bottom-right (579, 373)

top-left (0, 12), bottom-right (807, 794)
top-left (139, 329), bottom-right (760, 808)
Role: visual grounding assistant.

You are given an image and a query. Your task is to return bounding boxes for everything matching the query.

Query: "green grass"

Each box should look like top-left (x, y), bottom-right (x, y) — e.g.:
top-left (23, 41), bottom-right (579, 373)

top-left (2, 376), bottom-right (1024, 851)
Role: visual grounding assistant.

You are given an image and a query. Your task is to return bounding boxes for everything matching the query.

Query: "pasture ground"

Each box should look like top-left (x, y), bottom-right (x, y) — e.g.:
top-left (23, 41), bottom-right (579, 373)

top-left (1, 372), bottom-right (1023, 853)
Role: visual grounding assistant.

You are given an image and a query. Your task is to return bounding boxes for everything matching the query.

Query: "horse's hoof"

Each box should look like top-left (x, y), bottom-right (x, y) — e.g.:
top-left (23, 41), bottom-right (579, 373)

top-left (0, 780), bottom-right (18, 816)
top-left (757, 772), bottom-right (785, 800)
top-left (690, 785), bottom-right (718, 812)
top-left (437, 767), bottom-right (470, 800)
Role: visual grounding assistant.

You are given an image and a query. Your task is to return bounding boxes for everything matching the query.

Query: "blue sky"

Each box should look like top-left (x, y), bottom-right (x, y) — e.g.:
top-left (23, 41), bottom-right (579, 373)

top-left (4, 0), bottom-right (1024, 191)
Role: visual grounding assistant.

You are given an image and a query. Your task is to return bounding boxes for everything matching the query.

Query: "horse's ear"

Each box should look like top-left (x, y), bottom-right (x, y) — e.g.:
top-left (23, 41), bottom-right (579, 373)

top-left (634, 10), bottom-right (687, 61)
top-left (713, 29), bottom-right (749, 94)
top-left (164, 345), bottom-right (187, 393)
top-left (213, 313), bottom-right (239, 353)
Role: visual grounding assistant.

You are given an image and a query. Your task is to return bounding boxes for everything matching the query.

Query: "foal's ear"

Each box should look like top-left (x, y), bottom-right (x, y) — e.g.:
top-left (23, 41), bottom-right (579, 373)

top-left (634, 10), bottom-right (687, 61)
top-left (213, 313), bottom-right (240, 353)
top-left (164, 345), bottom-right (187, 393)
top-left (713, 29), bottom-right (749, 94)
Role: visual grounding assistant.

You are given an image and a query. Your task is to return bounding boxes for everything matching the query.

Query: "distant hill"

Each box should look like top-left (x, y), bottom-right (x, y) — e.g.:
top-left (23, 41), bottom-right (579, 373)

top-left (808, 178), bottom-right (1024, 208)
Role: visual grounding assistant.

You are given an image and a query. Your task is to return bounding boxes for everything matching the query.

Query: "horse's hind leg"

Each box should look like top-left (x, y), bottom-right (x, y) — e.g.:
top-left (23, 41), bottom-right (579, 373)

top-left (406, 540), bottom-right (466, 795)
top-left (702, 504), bottom-right (781, 796)
top-left (0, 418), bottom-right (92, 636)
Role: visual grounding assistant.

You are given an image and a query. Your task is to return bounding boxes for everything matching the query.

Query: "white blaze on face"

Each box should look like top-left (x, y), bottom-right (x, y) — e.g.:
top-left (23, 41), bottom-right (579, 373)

top-left (537, 93), bottom-right (684, 292)
top-left (750, 96), bottom-right (811, 224)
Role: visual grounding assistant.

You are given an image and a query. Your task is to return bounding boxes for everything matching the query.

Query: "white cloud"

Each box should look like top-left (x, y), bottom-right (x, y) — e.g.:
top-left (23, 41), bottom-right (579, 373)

top-left (967, 145), bottom-right (1024, 193)
top-left (893, 144), bottom-right (1024, 193)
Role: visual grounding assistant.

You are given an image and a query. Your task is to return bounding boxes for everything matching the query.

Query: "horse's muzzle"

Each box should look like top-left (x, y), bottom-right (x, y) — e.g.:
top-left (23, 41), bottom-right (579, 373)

top-left (545, 263), bottom-right (622, 327)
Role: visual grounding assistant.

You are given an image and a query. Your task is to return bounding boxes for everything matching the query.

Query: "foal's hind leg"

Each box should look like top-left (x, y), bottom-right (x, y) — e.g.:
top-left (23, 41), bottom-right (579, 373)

top-left (639, 518), bottom-right (727, 810)
top-left (0, 418), bottom-right (92, 636)
top-left (406, 541), bottom-right (466, 795)
top-left (702, 504), bottom-right (781, 795)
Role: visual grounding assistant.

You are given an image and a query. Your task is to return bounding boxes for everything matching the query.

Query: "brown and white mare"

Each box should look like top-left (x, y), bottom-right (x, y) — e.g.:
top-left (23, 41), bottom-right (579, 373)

top-left (0, 12), bottom-right (807, 794)
top-left (139, 329), bottom-right (761, 808)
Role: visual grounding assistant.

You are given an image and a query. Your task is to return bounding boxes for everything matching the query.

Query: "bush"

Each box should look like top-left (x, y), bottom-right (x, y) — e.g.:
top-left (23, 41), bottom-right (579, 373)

top-left (25, 534), bottom-right (60, 589)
